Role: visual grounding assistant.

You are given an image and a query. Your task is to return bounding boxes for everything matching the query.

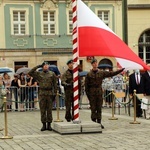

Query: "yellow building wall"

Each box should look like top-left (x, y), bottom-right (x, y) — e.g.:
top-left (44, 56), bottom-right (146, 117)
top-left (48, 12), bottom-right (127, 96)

top-left (128, 9), bottom-right (150, 55)
top-left (128, 0), bottom-right (150, 5)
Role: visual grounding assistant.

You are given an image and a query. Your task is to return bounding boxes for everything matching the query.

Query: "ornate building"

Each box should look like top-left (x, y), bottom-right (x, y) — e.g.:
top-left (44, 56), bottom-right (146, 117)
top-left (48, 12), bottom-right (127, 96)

top-left (0, 0), bottom-right (149, 73)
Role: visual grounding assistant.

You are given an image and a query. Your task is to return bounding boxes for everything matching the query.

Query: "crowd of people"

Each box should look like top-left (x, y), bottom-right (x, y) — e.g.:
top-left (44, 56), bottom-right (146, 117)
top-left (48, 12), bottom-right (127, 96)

top-left (0, 73), bottom-right (65, 113)
top-left (0, 59), bottom-right (150, 131)
top-left (0, 72), bottom-right (38, 112)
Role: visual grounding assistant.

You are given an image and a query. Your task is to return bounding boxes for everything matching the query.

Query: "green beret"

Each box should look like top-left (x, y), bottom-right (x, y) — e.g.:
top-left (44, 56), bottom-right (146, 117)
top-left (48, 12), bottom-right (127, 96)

top-left (66, 59), bottom-right (73, 65)
top-left (42, 61), bottom-right (49, 67)
top-left (91, 58), bottom-right (97, 64)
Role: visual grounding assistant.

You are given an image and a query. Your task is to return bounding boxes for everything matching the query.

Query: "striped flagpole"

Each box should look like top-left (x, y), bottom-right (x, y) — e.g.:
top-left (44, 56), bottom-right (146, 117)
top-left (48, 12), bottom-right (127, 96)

top-left (72, 0), bottom-right (80, 122)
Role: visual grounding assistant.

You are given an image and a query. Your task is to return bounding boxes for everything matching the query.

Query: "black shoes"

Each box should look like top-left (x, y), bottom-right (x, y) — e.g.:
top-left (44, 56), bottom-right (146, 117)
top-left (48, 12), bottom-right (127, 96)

top-left (92, 119), bottom-right (96, 122)
top-left (67, 119), bottom-right (71, 122)
top-left (101, 124), bottom-right (104, 129)
top-left (41, 123), bottom-right (46, 131)
top-left (97, 119), bottom-right (105, 129)
top-left (47, 122), bottom-right (52, 131)
top-left (41, 122), bottom-right (52, 131)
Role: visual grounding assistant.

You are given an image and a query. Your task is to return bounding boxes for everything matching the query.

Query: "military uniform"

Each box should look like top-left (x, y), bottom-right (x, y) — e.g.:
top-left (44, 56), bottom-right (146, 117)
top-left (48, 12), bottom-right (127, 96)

top-left (61, 59), bottom-right (81, 122)
top-left (28, 65), bottom-right (57, 124)
top-left (85, 64), bottom-right (124, 125)
top-left (61, 69), bottom-right (73, 121)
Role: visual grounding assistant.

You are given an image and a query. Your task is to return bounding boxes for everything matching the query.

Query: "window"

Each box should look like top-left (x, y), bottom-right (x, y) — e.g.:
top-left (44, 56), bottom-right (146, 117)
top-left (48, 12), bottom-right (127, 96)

top-left (43, 11), bottom-right (56, 35)
top-left (138, 30), bottom-right (150, 64)
top-left (13, 11), bottom-right (26, 35)
top-left (97, 11), bottom-right (109, 26)
top-left (68, 10), bottom-right (73, 34)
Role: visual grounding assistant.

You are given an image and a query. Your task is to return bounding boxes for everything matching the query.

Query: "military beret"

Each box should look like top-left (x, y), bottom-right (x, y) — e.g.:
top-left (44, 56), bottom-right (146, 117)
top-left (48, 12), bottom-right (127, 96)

top-left (91, 58), bottom-right (97, 64)
top-left (42, 61), bottom-right (49, 67)
top-left (66, 59), bottom-right (73, 65)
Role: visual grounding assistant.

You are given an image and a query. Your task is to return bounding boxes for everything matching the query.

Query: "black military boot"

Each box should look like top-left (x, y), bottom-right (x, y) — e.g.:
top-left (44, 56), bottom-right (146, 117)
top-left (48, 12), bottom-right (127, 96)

top-left (92, 118), bottom-right (96, 122)
top-left (47, 122), bottom-right (52, 131)
top-left (97, 119), bottom-right (104, 129)
top-left (41, 122), bottom-right (46, 131)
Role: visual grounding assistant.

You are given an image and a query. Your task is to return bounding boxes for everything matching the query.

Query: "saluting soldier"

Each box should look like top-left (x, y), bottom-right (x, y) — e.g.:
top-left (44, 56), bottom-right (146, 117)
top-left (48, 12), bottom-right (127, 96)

top-left (28, 62), bottom-right (57, 131)
top-left (61, 59), bottom-right (81, 122)
top-left (85, 59), bottom-right (124, 129)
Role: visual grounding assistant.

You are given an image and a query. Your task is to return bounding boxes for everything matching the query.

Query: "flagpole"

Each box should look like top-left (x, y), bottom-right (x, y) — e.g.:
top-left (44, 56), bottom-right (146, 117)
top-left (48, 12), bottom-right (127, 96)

top-left (72, 0), bottom-right (80, 123)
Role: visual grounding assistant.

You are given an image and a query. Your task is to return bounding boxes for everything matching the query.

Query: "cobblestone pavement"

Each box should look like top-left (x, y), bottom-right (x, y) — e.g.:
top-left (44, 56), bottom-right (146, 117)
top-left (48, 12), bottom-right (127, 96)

top-left (0, 107), bottom-right (150, 150)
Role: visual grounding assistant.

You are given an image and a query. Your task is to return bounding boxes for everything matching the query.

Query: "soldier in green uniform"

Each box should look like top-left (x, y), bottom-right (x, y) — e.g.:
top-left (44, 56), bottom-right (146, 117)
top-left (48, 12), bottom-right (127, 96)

top-left (85, 59), bottom-right (124, 129)
top-left (28, 62), bottom-right (57, 131)
top-left (61, 59), bottom-right (81, 122)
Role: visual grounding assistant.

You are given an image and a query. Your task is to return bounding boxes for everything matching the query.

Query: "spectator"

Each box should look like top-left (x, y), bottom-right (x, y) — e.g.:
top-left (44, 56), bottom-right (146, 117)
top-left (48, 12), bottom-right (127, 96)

top-left (58, 78), bottom-right (65, 109)
top-left (18, 72), bottom-right (27, 112)
top-left (122, 70), bottom-right (130, 102)
top-left (0, 75), bottom-right (5, 111)
top-left (26, 74), bottom-right (37, 110)
top-left (11, 74), bottom-right (19, 111)
top-left (3, 73), bottom-right (12, 111)
top-left (112, 72), bottom-right (124, 106)
top-left (102, 77), bottom-right (113, 108)
top-left (142, 65), bottom-right (150, 119)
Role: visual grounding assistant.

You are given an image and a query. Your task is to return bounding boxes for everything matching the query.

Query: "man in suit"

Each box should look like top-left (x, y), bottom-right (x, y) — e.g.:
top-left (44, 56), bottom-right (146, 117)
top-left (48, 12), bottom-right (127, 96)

top-left (142, 65), bottom-right (150, 119)
top-left (129, 69), bottom-right (144, 117)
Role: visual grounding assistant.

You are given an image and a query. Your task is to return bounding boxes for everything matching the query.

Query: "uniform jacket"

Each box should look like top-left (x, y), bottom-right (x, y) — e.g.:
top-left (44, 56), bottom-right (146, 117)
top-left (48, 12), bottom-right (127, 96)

top-left (85, 69), bottom-right (124, 96)
top-left (28, 65), bottom-right (57, 96)
top-left (61, 69), bottom-right (81, 96)
top-left (129, 73), bottom-right (144, 94)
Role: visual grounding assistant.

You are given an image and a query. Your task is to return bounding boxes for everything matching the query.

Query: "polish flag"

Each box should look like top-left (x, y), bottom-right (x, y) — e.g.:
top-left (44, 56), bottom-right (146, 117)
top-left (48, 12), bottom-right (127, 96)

top-left (77, 0), bottom-right (149, 70)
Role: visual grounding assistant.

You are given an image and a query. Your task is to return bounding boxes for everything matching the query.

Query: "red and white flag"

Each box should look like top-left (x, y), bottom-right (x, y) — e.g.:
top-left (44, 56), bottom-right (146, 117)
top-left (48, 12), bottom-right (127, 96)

top-left (77, 0), bottom-right (149, 70)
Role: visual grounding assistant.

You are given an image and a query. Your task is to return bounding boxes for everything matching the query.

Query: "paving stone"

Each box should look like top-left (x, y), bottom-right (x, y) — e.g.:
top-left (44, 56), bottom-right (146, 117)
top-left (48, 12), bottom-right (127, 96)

top-left (1, 108), bottom-right (150, 149)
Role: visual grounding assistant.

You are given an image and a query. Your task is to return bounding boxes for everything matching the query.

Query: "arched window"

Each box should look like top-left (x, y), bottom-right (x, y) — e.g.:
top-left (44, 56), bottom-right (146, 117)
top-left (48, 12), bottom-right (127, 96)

top-left (99, 58), bottom-right (113, 66)
top-left (98, 59), bottom-right (113, 71)
top-left (138, 30), bottom-right (150, 64)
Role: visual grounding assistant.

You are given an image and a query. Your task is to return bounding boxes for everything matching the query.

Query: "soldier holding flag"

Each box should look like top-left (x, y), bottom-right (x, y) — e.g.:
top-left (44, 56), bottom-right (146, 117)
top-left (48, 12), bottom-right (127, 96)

top-left (85, 59), bottom-right (124, 129)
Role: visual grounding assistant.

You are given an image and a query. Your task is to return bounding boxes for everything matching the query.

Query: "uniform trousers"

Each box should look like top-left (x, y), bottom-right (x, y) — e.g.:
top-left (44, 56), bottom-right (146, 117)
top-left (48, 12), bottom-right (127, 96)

top-left (88, 94), bottom-right (103, 120)
top-left (65, 92), bottom-right (73, 121)
top-left (39, 95), bottom-right (53, 123)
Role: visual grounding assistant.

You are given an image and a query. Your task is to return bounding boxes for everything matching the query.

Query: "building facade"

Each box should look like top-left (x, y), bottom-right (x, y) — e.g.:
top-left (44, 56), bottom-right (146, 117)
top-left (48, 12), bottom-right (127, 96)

top-left (128, 0), bottom-right (150, 64)
top-left (0, 0), bottom-right (149, 73)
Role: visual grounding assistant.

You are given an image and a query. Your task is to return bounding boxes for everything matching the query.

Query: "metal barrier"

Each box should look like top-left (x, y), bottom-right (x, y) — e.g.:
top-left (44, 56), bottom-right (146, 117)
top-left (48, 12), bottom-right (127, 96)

top-left (79, 82), bottom-right (130, 109)
top-left (0, 86), bottom-right (39, 112)
top-left (0, 86), bottom-right (67, 112)
top-left (0, 97), bottom-right (13, 139)
top-left (130, 90), bottom-right (141, 124)
top-left (102, 82), bottom-right (128, 107)
top-left (108, 90), bottom-right (118, 120)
